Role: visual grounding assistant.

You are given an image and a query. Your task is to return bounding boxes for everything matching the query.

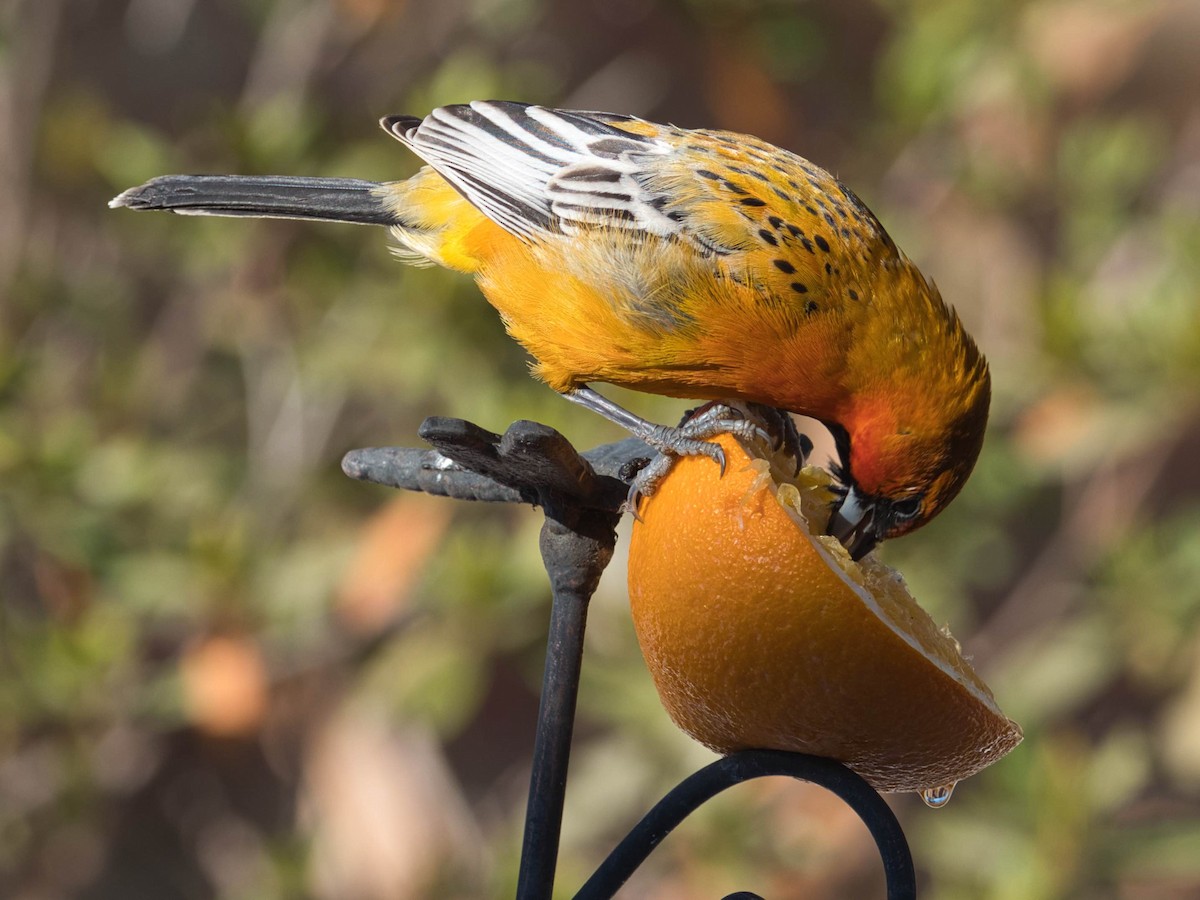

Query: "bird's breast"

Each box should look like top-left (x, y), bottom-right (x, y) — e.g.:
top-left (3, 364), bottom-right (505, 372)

top-left (475, 231), bottom-right (855, 411)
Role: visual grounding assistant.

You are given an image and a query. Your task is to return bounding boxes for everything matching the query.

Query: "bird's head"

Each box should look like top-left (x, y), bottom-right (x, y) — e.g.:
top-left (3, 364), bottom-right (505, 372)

top-left (825, 296), bottom-right (991, 560)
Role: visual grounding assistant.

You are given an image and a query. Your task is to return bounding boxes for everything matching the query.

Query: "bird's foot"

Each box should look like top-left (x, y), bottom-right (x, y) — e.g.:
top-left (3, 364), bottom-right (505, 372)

top-left (624, 402), bottom-right (806, 514)
top-left (559, 388), bottom-right (808, 516)
top-left (640, 402), bottom-right (768, 468)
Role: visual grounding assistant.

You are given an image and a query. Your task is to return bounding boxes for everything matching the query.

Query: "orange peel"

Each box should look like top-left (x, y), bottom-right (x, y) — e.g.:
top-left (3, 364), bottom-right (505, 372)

top-left (627, 432), bottom-right (1021, 794)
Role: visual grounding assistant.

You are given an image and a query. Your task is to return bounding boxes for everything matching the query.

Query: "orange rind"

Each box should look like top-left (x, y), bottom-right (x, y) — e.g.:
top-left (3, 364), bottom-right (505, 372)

top-left (627, 432), bottom-right (1021, 794)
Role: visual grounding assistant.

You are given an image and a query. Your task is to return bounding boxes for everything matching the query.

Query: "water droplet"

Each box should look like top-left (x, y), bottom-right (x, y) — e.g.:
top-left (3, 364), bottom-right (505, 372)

top-left (920, 782), bottom-right (956, 808)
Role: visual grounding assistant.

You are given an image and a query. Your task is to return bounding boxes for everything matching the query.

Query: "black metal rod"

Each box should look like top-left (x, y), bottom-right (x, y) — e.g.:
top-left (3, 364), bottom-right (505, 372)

top-left (516, 540), bottom-right (590, 898)
top-left (516, 507), bottom-right (618, 900)
top-left (575, 749), bottom-right (916, 900)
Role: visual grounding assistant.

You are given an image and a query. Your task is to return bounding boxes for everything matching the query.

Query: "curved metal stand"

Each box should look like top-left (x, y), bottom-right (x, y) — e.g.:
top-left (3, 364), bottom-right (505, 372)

top-left (577, 750), bottom-right (915, 900)
top-left (343, 416), bottom-right (917, 899)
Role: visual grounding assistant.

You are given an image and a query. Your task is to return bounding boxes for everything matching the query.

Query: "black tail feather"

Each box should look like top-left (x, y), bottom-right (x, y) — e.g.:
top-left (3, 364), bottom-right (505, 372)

top-left (110, 174), bottom-right (401, 227)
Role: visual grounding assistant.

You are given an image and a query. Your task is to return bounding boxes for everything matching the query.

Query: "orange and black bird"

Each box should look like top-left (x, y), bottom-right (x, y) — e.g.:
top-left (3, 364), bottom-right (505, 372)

top-left (112, 100), bottom-right (990, 559)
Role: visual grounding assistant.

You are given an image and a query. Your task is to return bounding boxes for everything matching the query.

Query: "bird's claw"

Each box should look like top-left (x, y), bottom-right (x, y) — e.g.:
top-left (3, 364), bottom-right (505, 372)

top-left (743, 402), bottom-right (811, 472)
top-left (623, 452), bottom-right (675, 518)
top-left (622, 401), bottom-right (811, 517)
top-left (625, 403), bottom-right (760, 511)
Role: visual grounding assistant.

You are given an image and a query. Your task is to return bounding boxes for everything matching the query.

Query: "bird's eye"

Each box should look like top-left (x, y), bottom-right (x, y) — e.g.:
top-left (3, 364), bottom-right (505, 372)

top-left (891, 496), bottom-right (922, 520)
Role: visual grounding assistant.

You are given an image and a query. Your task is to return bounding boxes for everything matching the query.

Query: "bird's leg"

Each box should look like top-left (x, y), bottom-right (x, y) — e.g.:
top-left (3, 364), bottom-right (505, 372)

top-left (562, 387), bottom-right (768, 470)
top-left (562, 388), bottom-right (786, 512)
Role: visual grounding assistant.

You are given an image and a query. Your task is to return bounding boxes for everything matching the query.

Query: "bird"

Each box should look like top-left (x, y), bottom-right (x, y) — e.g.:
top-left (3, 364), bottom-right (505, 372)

top-left (111, 100), bottom-right (990, 559)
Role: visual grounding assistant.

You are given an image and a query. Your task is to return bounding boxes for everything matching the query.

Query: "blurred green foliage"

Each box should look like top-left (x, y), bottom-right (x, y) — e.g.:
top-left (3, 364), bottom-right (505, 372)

top-left (3, 0), bottom-right (1200, 897)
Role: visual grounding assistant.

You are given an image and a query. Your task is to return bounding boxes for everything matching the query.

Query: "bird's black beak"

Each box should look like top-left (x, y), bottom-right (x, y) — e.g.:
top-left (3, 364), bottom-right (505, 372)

top-left (828, 488), bottom-right (879, 561)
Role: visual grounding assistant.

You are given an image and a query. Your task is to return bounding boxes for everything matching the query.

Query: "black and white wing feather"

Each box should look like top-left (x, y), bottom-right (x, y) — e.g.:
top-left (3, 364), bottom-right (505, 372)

top-left (381, 101), bottom-right (678, 241)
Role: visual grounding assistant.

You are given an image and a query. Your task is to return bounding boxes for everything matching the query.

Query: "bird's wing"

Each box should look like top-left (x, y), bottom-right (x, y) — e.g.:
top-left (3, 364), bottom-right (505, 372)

top-left (381, 101), bottom-right (682, 242)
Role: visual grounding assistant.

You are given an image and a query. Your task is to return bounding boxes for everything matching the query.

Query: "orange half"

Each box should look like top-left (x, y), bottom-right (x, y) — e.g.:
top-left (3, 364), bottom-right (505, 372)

top-left (627, 432), bottom-right (1022, 794)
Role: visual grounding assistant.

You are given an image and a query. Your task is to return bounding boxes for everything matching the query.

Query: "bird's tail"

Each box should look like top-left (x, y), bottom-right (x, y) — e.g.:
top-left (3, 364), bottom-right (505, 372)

top-left (109, 174), bottom-right (402, 227)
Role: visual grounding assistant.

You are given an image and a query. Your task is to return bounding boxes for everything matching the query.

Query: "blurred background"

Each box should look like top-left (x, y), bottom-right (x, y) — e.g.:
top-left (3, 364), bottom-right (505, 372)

top-left (3, 0), bottom-right (1200, 896)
